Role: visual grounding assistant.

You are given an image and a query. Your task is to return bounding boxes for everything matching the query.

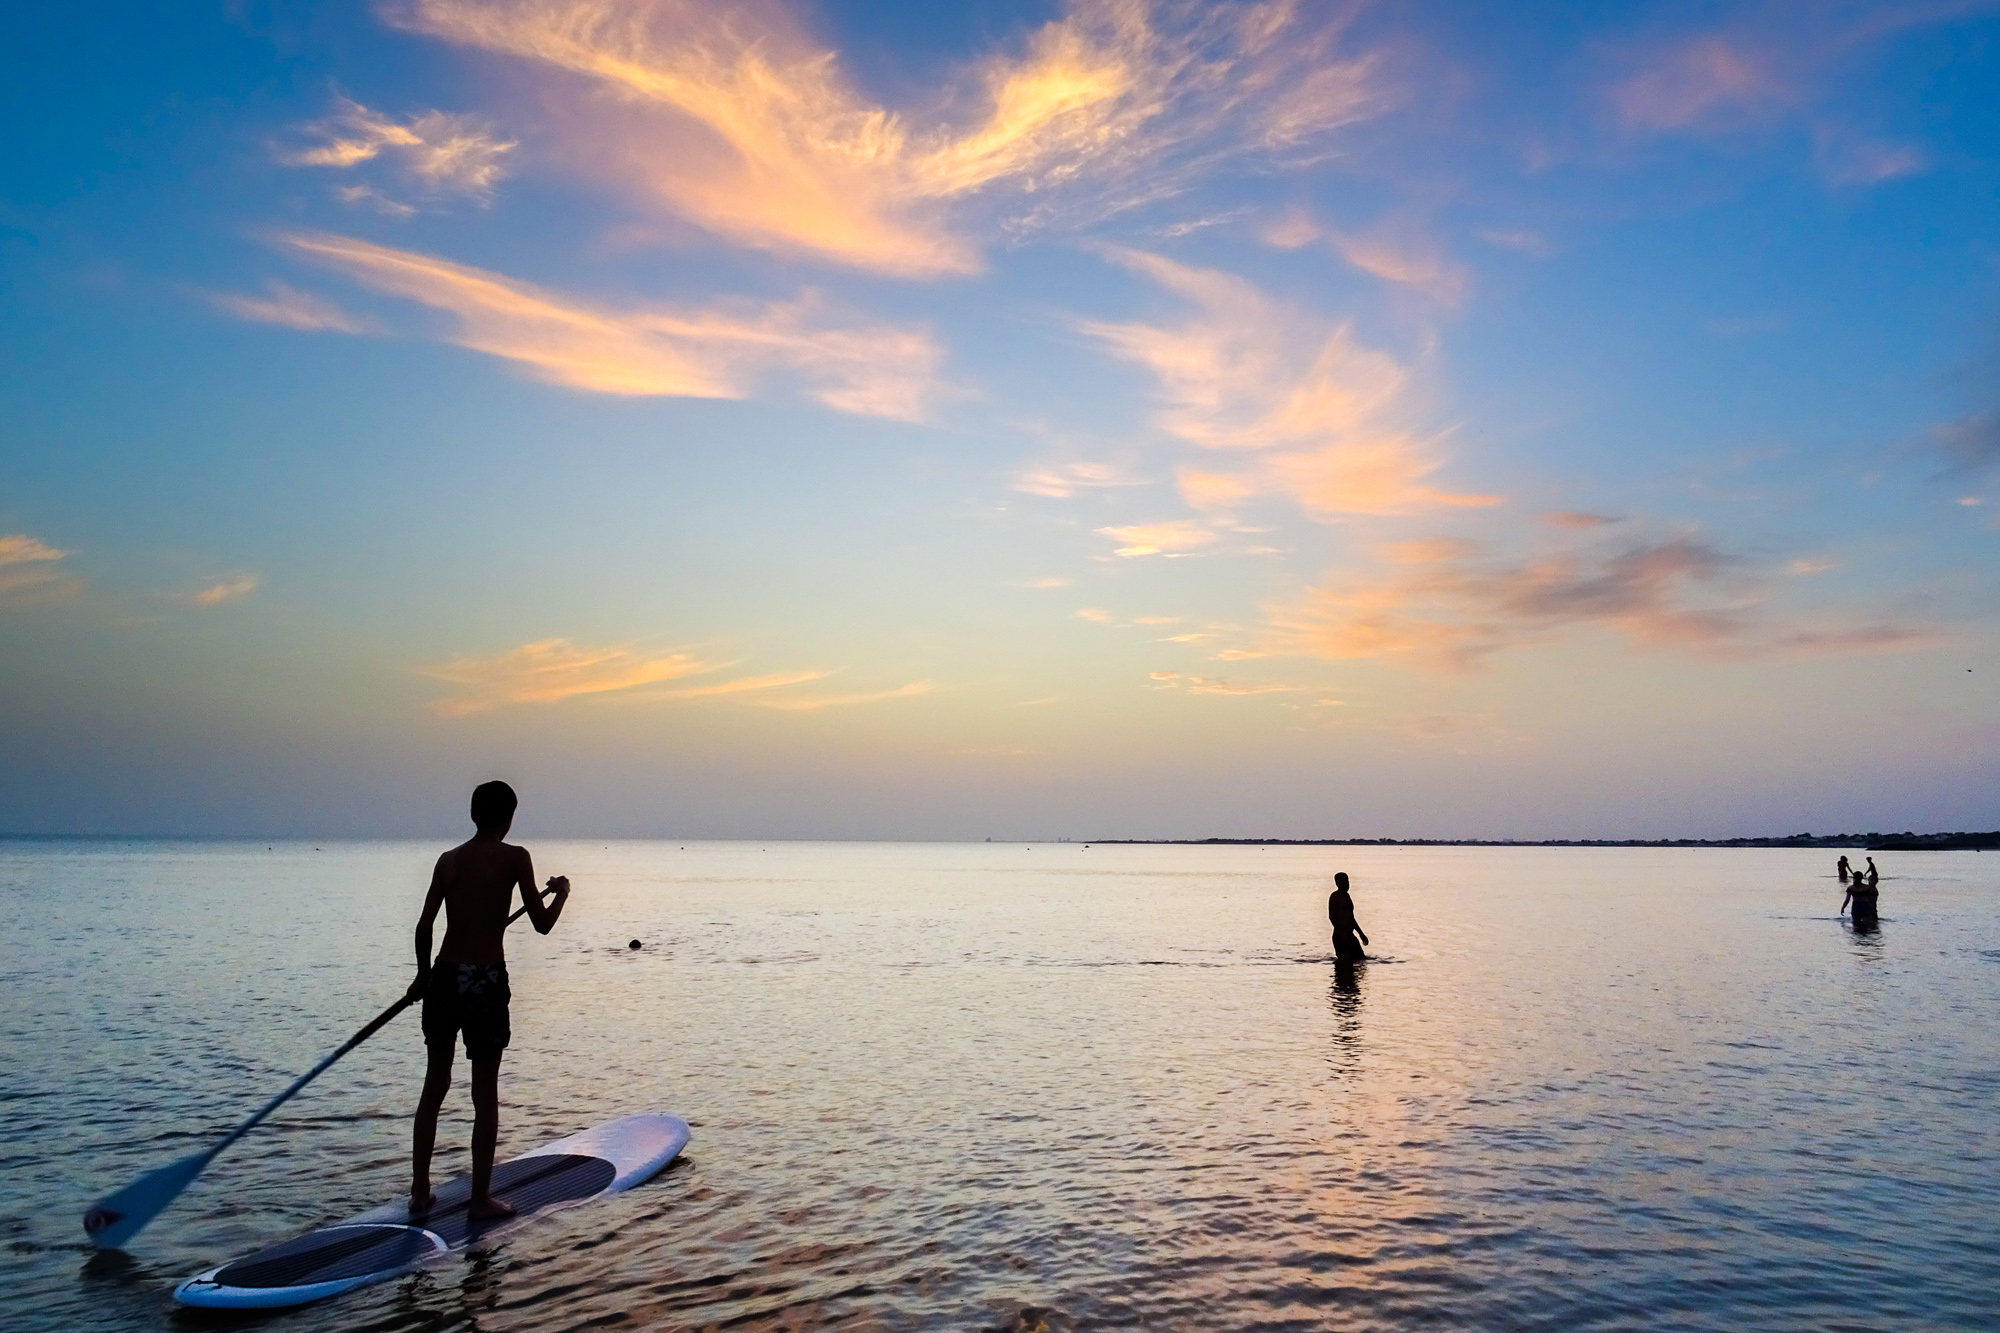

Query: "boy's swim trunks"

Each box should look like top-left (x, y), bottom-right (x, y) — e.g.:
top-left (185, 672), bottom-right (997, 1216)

top-left (420, 960), bottom-right (511, 1061)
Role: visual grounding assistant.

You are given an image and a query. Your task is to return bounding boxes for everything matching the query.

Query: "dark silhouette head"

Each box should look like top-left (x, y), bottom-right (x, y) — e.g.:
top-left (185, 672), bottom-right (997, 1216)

top-left (1334, 871), bottom-right (1350, 892)
top-left (470, 780), bottom-right (517, 834)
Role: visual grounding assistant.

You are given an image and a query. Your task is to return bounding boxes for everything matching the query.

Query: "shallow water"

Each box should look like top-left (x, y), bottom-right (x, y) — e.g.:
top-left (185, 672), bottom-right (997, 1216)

top-left (3, 839), bottom-right (1997, 1331)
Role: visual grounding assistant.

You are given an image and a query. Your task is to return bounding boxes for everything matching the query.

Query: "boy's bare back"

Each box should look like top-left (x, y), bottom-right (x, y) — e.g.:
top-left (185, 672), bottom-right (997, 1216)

top-left (431, 837), bottom-right (536, 965)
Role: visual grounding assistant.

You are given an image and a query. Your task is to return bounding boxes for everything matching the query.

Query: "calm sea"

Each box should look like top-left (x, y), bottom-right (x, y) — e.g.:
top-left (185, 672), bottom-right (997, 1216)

top-left (3, 839), bottom-right (1997, 1330)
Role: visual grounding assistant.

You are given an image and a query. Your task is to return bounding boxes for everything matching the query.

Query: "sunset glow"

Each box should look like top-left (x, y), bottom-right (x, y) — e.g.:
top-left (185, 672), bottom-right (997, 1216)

top-left (4, 0), bottom-right (1998, 837)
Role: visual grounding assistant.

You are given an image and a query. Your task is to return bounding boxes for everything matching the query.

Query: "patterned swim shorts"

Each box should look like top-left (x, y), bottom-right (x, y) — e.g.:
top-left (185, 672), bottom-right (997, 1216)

top-left (420, 960), bottom-right (511, 1061)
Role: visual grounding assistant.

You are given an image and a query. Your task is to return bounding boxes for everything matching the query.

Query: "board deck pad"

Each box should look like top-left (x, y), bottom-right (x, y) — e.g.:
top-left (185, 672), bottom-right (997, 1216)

top-left (175, 1113), bottom-right (687, 1310)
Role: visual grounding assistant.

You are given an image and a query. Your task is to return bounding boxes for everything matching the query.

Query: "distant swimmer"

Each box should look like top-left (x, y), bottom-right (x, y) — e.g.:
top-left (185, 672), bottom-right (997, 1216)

top-left (1865, 857), bottom-right (1879, 887)
top-left (1328, 872), bottom-right (1369, 962)
top-left (407, 781), bottom-right (570, 1221)
top-left (1836, 855), bottom-right (1851, 883)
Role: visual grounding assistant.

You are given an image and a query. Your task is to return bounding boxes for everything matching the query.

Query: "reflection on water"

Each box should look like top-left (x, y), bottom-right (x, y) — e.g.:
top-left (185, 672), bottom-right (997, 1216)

top-left (4, 840), bottom-right (1999, 1331)
top-left (1327, 965), bottom-right (1363, 1080)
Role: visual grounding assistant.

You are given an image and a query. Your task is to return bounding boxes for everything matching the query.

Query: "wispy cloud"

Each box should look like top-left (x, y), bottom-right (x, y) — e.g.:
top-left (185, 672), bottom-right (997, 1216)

top-left (1272, 533), bottom-right (1931, 671)
top-left (1184, 676), bottom-right (1297, 695)
top-left (1012, 459), bottom-right (1143, 498)
top-left (0, 535), bottom-right (67, 565)
top-left (1610, 37), bottom-right (1787, 133)
top-left (284, 96), bottom-right (514, 205)
top-left (1603, 8), bottom-right (1975, 191)
top-left (334, 184), bottom-right (420, 218)
top-left (638, 669), bottom-right (831, 701)
top-left (1081, 248), bottom-right (1497, 518)
top-left (170, 574), bottom-right (261, 607)
top-left (1017, 576), bottom-right (1074, 589)
top-left (1813, 122), bottom-right (1928, 185)
top-left (746, 680), bottom-right (935, 711)
top-left (1097, 520), bottom-right (1215, 557)
top-left (1149, 670), bottom-right (1299, 696)
top-left (393, 0), bottom-right (1386, 275)
top-left (205, 280), bottom-right (378, 333)
top-left (420, 638), bottom-right (714, 715)
top-left (1262, 208), bottom-right (1467, 304)
top-left (0, 534), bottom-right (83, 608)
top-left (1540, 510), bottom-right (1619, 530)
top-left (279, 232), bottom-right (941, 418)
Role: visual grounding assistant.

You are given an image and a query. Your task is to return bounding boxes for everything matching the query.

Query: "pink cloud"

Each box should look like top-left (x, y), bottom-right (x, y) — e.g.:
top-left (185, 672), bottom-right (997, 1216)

top-left (1272, 534), bottom-right (1932, 671)
top-left (1081, 248), bottom-right (1498, 518)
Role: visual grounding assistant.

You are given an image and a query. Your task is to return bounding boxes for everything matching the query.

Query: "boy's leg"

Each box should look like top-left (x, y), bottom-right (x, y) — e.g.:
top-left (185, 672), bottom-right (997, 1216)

top-left (410, 1041), bottom-right (454, 1213)
top-left (465, 1056), bottom-right (516, 1219)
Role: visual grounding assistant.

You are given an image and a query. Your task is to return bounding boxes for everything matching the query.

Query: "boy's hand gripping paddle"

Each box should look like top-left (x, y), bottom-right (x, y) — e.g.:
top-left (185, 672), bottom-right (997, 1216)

top-left (82, 886), bottom-right (556, 1250)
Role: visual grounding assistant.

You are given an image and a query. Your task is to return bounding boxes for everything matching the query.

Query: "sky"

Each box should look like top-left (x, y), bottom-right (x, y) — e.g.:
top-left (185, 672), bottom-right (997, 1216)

top-left (4, 0), bottom-right (2000, 840)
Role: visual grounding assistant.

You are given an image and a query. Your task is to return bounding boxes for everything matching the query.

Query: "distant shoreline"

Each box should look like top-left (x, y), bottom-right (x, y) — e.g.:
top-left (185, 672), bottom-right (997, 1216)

top-left (1077, 832), bottom-right (2000, 852)
top-left (4, 831), bottom-right (1996, 851)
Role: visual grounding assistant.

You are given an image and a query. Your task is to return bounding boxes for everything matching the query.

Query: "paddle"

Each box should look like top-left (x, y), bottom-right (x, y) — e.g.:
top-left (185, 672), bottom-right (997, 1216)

top-left (82, 884), bottom-right (557, 1250)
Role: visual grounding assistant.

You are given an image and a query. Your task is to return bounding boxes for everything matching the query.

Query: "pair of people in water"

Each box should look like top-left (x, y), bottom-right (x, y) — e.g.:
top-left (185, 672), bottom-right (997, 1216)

top-left (1838, 855), bottom-right (1880, 927)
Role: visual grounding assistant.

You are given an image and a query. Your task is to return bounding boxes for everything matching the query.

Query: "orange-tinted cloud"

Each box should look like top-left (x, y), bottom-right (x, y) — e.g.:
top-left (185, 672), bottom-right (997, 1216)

top-left (0, 535), bottom-right (67, 566)
top-left (1148, 669), bottom-right (1299, 696)
top-left (171, 575), bottom-right (261, 607)
top-left (206, 280), bottom-right (378, 333)
top-left (1082, 248), bottom-right (1497, 518)
top-left (1097, 520), bottom-right (1216, 557)
top-left (746, 680), bottom-right (935, 711)
top-left (420, 638), bottom-right (713, 715)
top-left (1175, 467), bottom-right (1259, 510)
top-left (0, 534), bottom-right (82, 608)
top-left (285, 96), bottom-right (514, 203)
top-left (1012, 459), bottom-right (1142, 498)
top-left (395, 0), bottom-right (1384, 274)
top-left (640, 669), bottom-right (831, 701)
top-left (1273, 534), bottom-right (1932, 671)
top-left (1185, 676), bottom-right (1296, 695)
top-left (281, 232), bottom-right (941, 418)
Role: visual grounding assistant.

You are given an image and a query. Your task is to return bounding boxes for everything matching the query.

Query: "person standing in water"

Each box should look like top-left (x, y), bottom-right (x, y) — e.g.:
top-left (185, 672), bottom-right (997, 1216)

top-left (1865, 857), bottom-right (1879, 887)
top-left (1841, 866), bottom-right (1880, 928)
top-left (1836, 855), bottom-right (1851, 883)
top-left (1328, 872), bottom-right (1369, 962)
top-left (407, 780), bottom-right (570, 1220)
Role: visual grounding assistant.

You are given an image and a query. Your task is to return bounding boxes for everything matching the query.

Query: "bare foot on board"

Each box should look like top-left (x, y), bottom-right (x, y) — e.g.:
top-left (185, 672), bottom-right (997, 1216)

top-left (466, 1195), bottom-right (517, 1221)
top-left (408, 1189), bottom-right (437, 1217)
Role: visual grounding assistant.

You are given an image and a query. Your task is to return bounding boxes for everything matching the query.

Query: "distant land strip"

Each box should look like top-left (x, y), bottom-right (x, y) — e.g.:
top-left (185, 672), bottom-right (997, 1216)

top-left (1082, 831), bottom-right (2000, 851)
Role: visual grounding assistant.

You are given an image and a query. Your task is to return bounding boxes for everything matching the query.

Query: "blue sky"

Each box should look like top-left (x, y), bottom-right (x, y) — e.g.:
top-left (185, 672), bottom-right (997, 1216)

top-left (4, 0), bottom-right (1999, 838)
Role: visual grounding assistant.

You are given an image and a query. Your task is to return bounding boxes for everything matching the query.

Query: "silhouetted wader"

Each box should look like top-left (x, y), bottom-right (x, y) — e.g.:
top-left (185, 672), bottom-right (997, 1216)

top-left (1329, 892), bottom-right (1366, 962)
top-left (1850, 884), bottom-right (1879, 929)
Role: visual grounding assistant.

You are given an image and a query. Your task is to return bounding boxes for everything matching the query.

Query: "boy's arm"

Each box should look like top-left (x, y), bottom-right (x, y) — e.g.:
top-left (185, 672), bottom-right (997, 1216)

top-left (519, 848), bottom-right (569, 935)
top-left (406, 854), bottom-right (450, 1000)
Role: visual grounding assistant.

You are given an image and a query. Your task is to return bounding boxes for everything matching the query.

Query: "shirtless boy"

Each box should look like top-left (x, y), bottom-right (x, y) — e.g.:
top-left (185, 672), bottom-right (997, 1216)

top-left (407, 780), bottom-right (569, 1219)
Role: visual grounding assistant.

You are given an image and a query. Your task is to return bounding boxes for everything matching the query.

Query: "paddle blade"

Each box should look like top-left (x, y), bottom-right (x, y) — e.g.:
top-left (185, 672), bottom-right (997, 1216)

top-left (84, 1149), bottom-right (213, 1249)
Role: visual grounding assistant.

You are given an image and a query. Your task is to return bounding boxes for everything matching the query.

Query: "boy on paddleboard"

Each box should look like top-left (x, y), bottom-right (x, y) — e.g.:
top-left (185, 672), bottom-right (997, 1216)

top-left (407, 780), bottom-right (569, 1219)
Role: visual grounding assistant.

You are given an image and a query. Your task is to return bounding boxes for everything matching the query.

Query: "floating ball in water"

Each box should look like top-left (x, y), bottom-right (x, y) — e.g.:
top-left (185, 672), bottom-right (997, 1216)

top-left (628, 939), bottom-right (642, 950)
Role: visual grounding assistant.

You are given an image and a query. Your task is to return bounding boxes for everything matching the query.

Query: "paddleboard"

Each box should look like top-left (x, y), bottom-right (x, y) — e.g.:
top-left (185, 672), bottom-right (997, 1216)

top-left (173, 1112), bottom-right (688, 1310)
